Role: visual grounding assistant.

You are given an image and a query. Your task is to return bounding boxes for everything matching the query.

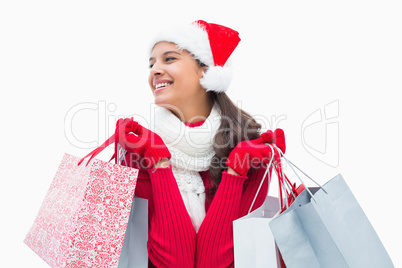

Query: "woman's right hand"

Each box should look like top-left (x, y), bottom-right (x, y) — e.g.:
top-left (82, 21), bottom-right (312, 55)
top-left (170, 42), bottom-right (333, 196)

top-left (115, 118), bottom-right (171, 169)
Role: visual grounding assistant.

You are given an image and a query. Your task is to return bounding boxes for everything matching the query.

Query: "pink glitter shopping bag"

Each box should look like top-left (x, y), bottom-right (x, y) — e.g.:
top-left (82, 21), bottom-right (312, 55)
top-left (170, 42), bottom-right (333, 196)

top-left (24, 153), bottom-right (139, 268)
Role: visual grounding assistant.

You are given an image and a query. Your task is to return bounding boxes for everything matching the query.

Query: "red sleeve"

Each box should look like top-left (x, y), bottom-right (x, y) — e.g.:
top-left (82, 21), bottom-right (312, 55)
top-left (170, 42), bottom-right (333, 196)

top-left (196, 167), bottom-right (268, 268)
top-left (133, 170), bottom-right (155, 221)
top-left (146, 166), bottom-right (196, 268)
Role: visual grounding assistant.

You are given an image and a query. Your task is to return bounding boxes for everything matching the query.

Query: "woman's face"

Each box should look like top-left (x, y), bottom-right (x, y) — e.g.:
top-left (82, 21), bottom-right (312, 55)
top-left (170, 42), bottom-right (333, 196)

top-left (148, 41), bottom-right (206, 109)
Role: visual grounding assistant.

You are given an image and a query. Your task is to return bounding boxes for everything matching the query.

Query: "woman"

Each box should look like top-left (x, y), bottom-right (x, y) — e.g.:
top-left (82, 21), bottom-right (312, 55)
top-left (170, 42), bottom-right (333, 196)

top-left (117, 20), bottom-right (284, 267)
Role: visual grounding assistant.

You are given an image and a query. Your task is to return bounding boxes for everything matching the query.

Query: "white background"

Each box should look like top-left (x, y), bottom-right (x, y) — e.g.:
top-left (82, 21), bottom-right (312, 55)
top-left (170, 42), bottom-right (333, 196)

top-left (1, 0), bottom-right (401, 267)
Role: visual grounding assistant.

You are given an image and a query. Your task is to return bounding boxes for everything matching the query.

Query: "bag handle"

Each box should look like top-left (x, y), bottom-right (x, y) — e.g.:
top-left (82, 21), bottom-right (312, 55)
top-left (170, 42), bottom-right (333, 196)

top-left (247, 144), bottom-right (275, 214)
top-left (248, 141), bottom-right (325, 214)
top-left (77, 118), bottom-right (131, 166)
top-left (274, 146), bottom-right (327, 203)
top-left (117, 143), bottom-right (128, 166)
top-left (77, 134), bottom-right (117, 166)
top-left (247, 144), bottom-right (295, 214)
top-left (272, 157), bottom-right (294, 210)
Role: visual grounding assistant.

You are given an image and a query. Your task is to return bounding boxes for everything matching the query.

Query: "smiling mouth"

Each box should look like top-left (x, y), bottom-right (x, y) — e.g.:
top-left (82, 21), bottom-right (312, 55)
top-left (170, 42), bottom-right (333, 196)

top-left (154, 82), bottom-right (172, 92)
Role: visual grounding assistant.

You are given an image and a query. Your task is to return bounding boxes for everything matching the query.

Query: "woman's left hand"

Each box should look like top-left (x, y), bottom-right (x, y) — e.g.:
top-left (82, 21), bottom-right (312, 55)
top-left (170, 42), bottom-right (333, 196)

top-left (225, 129), bottom-right (286, 176)
top-left (115, 118), bottom-right (171, 169)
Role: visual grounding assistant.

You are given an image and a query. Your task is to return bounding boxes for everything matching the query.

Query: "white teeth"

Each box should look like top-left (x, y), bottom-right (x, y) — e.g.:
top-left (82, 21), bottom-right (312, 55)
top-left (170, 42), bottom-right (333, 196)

top-left (155, 82), bottom-right (171, 89)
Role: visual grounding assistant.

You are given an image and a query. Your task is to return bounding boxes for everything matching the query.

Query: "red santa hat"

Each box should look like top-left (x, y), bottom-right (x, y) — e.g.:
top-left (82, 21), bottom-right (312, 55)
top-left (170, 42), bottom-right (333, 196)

top-left (149, 20), bottom-right (241, 93)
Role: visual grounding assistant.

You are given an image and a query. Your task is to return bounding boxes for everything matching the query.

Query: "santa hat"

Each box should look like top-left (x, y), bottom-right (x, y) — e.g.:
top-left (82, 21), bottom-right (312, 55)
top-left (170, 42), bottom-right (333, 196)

top-left (149, 20), bottom-right (241, 93)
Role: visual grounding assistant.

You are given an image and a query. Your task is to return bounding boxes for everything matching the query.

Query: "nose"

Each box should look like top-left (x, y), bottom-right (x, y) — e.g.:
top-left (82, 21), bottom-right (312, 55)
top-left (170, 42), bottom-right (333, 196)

top-left (149, 61), bottom-right (164, 77)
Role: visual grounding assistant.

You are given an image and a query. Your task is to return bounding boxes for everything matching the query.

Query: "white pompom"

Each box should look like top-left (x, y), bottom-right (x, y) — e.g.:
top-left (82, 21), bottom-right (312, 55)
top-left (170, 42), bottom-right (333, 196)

top-left (200, 64), bottom-right (233, 93)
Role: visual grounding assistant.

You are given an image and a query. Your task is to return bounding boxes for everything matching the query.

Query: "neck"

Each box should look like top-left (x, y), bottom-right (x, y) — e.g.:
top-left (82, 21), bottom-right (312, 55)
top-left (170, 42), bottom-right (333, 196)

top-left (170, 98), bottom-right (213, 124)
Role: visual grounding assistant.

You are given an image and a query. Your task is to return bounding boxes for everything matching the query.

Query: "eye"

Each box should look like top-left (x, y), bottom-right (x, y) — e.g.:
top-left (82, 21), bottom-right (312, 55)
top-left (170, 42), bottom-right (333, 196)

top-left (149, 63), bottom-right (154, 69)
top-left (165, 57), bottom-right (176, 62)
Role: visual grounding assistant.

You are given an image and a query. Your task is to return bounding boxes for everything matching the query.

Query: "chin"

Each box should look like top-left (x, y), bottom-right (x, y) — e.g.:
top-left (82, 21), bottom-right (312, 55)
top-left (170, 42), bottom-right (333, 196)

top-left (154, 99), bottom-right (182, 116)
top-left (154, 98), bottom-right (171, 109)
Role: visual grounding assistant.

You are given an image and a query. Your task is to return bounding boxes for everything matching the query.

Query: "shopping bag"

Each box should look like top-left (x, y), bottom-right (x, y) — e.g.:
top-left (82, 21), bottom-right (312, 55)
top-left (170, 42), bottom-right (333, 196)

top-left (233, 144), bottom-right (291, 268)
top-left (233, 195), bottom-right (282, 268)
top-left (118, 197), bottom-right (148, 268)
top-left (270, 170), bottom-right (394, 267)
top-left (24, 153), bottom-right (140, 268)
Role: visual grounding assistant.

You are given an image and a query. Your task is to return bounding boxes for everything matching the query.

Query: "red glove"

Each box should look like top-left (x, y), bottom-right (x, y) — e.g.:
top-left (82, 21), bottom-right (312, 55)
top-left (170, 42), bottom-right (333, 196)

top-left (115, 118), bottom-right (171, 169)
top-left (261, 128), bottom-right (286, 154)
top-left (226, 129), bottom-right (286, 176)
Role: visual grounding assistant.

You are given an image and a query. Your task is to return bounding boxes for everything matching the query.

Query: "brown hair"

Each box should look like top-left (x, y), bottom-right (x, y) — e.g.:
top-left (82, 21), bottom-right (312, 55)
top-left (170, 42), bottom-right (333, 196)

top-left (207, 92), bottom-right (262, 196)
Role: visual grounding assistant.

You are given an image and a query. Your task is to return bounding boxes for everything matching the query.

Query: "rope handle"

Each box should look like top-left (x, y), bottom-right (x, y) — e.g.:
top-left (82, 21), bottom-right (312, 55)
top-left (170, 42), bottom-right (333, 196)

top-left (275, 147), bottom-right (327, 203)
top-left (248, 144), bottom-right (275, 214)
top-left (247, 144), bottom-right (297, 214)
top-left (77, 133), bottom-right (117, 166)
top-left (247, 142), bottom-right (317, 214)
top-left (77, 118), bottom-right (132, 166)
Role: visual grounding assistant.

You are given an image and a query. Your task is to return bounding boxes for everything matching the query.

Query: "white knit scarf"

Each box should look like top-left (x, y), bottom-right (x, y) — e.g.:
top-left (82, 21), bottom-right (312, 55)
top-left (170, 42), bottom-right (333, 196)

top-left (151, 105), bottom-right (221, 232)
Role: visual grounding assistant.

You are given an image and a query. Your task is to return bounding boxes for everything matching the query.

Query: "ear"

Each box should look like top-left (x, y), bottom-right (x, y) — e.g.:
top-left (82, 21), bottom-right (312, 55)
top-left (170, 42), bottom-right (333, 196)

top-left (198, 65), bottom-right (208, 78)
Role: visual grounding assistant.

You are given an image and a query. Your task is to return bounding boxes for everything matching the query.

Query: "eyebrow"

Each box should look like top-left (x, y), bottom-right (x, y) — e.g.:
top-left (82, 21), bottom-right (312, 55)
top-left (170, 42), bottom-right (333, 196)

top-left (149, 51), bottom-right (181, 62)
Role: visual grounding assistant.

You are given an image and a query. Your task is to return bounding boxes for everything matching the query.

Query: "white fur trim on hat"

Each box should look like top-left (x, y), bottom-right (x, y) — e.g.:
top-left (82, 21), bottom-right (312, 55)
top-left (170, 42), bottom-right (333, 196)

top-left (149, 23), bottom-right (214, 66)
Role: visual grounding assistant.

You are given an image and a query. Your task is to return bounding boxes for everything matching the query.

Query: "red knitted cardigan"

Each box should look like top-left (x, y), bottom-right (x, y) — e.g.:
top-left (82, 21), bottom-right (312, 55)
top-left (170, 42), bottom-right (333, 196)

top-left (124, 121), bottom-right (269, 268)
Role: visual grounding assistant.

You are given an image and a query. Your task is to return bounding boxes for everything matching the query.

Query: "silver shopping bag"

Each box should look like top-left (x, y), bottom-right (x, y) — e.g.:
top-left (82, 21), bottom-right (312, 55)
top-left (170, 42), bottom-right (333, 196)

top-left (269, 173), bottom-right (394, 268)
top-left (117, 145), bottom-right (149, 268)
top-left (118, 197), bottom-right (148, 268)
top-left (233, 195), bottom-right (282, 268)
